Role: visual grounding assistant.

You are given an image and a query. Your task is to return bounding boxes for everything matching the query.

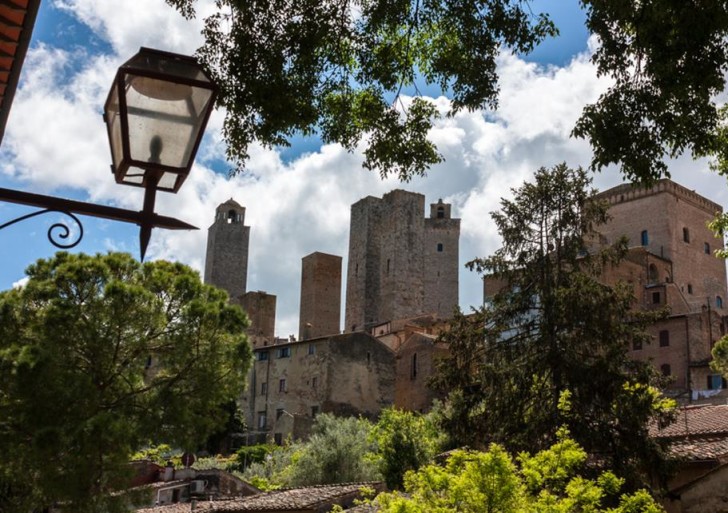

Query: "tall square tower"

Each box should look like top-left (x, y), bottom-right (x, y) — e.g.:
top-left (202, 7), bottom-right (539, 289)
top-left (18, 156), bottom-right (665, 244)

top-left (299, 252), bottom-right (342, 340)
top-left (204, 199), bottom-right (250, 300)
top-left (345, 190), bottom-right (460, 332)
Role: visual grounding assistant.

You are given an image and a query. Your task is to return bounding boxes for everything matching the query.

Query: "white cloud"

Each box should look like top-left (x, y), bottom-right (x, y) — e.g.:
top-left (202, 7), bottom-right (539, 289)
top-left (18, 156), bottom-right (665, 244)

top-left (12, 277), bottom-right (29, 289)
top-left (3, 4), bottom-right (728, 338)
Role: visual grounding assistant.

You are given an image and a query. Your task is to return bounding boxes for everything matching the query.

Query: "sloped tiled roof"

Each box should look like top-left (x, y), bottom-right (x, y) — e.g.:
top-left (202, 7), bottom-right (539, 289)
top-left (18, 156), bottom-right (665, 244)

top-left (651, 405), bottom-right (728, 439)
top-left (650, 405), bottom-right (728, 462)
top-left (0, 0), bottom-right (40, 146)
top-left (136, 482), bottom-right (382, 513)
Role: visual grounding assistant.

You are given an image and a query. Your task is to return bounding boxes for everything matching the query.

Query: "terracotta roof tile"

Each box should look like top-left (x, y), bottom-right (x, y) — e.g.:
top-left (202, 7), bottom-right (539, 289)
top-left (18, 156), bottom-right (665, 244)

top-left (651, 405), bottom-right (728, 438)
top-left (136, 482), bottom-right (382, 513)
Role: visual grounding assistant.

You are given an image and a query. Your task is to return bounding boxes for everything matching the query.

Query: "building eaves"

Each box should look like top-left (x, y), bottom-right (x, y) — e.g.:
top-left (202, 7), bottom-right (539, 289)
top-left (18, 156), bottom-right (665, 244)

top-left (0, 0), bottom-right (40, 147)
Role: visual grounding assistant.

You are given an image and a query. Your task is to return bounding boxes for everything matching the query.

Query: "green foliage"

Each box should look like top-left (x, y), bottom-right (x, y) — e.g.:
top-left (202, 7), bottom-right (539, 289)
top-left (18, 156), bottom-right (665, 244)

top-left (376, 434), bottom-right (665, 513)
top-left (281, 413), bottom-right (380, 486)
top-left (369, 407), bottom-right (443, 490)
top-left (0, 252), bottom-right (252, 512)
top-left (164, 0), bottom-right (555, 178)
top-left (573, 1), bottom-right (728, 183)
top-left (234, 443), bottom-right (282, 471)
top-left (162, 0), bottom-right (728, 183)
top-left (433, 165), bottom-right (675, 490)
top-left (711, 335), bottom-right (728, 377)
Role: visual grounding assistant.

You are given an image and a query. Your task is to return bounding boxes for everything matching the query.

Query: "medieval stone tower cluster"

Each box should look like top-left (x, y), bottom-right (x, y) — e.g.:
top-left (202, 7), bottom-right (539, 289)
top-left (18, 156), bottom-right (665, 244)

top-left (204, 190), bottom-right (461, 341)
top-left (345, 190), bottom-right (460, 332)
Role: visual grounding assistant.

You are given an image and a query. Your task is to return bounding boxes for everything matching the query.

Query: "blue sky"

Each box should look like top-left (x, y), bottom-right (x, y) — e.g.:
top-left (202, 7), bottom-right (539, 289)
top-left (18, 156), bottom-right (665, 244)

top-left (1, 1), bottom-right (724, 337)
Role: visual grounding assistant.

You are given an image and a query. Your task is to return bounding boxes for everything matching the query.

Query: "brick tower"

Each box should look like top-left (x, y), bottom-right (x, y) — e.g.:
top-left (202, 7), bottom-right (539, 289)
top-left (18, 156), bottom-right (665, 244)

top-left (299, 252), bottom-right (342, 340)
top-left (345, 190), bottom-right (460, 332)
top-left (204, 199), bottom-right (250, 300)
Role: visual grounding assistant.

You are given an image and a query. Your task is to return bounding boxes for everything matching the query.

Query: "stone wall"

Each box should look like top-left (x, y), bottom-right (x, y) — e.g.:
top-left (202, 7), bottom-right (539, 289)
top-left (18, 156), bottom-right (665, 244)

top-left (244, 333), bottom-right (395, 441)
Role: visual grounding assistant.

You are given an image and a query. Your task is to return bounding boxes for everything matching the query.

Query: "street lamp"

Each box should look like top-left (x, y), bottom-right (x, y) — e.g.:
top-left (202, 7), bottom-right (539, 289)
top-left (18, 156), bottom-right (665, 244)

top-left (0, 48), bottom-right (216, 260)
top-left (103, 47), bottom-right (217, 258)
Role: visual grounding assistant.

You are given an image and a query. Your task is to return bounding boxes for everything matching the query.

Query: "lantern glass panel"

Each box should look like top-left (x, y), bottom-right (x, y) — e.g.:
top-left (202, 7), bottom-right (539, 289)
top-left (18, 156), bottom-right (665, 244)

top-left (105, 85), bottom-right (124, 173)
top-left (124, 74), bottom-right (214, 170)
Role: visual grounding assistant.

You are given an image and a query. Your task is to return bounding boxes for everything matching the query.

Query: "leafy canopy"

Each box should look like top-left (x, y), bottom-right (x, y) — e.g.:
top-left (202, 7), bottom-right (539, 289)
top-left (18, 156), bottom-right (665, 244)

top-left (165, 0), bottom-right (728, 183)
top-left (0, 252), bottom-right (252, 512)
top-left (376, 429), bottom-right (664, 513)
top-left (433, 165), bottom-right (675, 490)
top-left (165, 0), bottom-right (555, 179)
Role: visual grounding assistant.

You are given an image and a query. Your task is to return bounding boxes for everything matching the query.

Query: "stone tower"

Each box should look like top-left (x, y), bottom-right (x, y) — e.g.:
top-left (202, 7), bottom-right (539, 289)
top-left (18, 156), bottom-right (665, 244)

top-left (204, 199), bottom-right (250, 300)
top-left (240, 291), bottom-right (277, 347)
top-left (299, 252), bottom-right (342, 340)
top-left (345, 190), bottom-right (460, 332)
top-left (424, 199), bottom-right (460, 319)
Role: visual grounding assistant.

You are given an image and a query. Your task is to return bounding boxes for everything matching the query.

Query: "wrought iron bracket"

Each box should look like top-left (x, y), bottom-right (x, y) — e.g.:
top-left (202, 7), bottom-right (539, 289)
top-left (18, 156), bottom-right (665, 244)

top-left (0, 187), bottom-right (197, 260)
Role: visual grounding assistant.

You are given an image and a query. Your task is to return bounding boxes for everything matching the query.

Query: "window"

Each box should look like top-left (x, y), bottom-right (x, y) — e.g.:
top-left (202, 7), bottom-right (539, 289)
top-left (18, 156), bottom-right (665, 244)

top-left (278, 347), bottom-right (291, 358)
top-left (641, 230), bottom-right (649, 246)
top-left (366, 352), bottom-right (371, 364)
top-left (659, 330), bottom-right (670, 347)
top-left (437, 243), bottom-right (443, 252)
top-left (257, 412), bottom-right (267, 429)
top-left (411, 353), bottom-right (418, 380)
top-left (652, 291), bottom-right (661, 304)
top-left (308, 343), bottom-right (316, 355)
top-left (660, 364), bottom-right (671, 376)
top-left (707, 374), bottom-right (727, 390)
top-left (312, 376), bottom-right (318, 388)
top-left (227, 209), bottom-right (237, 223)
top-left (386, 258), bottom-right (390, 275)
top-left (311, 405), bottom-right (320, 418)
top-left (687, 284), bottom-right (693, 294)
top-left (261, 382), bottom-right (267, 395)
top-left (257, 351), bottom-right (269, 361)
top-left (437, 206), bottom-right (445, 219)
top-left (632, 340), bottom-right (643, 351)
top-left (648, 264), bottom-right (658, 283)
top-left (717, 296), bottom-right (724, 309)
top-left (683, 227), bottom-right (690, 243)
top-left (279, 378), bottom-right (287, 393)
top-left (276, 408), bottom-right (284, 420)
top-left (705, 242), bottom-right (711, 254)
top-left (145, 355), bottom-right (153, 369)
top-left (274, 433), bottom-right (283, 445)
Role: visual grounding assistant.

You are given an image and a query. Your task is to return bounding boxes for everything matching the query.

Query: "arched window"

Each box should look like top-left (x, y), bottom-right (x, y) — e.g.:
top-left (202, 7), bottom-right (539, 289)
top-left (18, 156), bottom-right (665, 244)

top-left (705, 242), bottom-right (711, 254)
top-left (717, 296), bottom-right (724, 309)
top-left (683, 227), bottom-right (690, 243)
top-left (648, 264), bottom-right (658, 283)
top-left (227, 209), bottom-right (237, 223)
top-left (641, 230), bottom-right (649, 246)
top-left (437, 206), bottom-right (445, 219)
top-left (687, 283), bottom-right (693, 294)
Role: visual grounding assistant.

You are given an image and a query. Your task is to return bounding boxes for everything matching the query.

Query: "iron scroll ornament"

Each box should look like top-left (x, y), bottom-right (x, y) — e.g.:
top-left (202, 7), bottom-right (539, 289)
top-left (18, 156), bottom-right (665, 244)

top-left (0, 208), bottom-right (84, 249)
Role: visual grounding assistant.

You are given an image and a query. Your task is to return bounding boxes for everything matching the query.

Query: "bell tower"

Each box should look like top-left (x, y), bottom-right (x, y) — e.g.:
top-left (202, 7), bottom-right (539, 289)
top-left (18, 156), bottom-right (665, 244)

top-left (204, 199), bottom-right (250, 300)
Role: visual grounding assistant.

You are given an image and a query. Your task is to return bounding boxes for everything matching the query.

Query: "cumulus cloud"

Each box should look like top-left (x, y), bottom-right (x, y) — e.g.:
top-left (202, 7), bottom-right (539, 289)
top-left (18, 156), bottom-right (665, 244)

top-left (3, 3), bottom-right (727, 337)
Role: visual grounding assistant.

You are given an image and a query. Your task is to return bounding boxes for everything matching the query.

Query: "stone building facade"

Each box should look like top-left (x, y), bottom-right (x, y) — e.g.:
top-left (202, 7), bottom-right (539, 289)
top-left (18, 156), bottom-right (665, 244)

top-left (595, 180), bottom-right (728, 402)
top-left (242, 332), bottom-right (395, 442)
top-left (345, 190), bottom-right (460, 332)
top-left (204, 199), bottom-right (250, 300)
top-left (299, 252), bottom-right (342, 341)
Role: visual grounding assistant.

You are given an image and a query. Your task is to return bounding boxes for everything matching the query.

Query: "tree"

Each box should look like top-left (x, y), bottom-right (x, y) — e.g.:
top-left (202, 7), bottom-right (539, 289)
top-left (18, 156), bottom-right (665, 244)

top-left (375, 429), bottom-right (665, 513)
top-left (432, 164), bottom-right (675, 490)
top-left (369, 407), bottom-right (443, 490)
top-left (164, 0), bottom-right (728, 183)
top-left (0, 252), bottom-right (252, 512)
top-left (280, 414), bottom-right (380, 486)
